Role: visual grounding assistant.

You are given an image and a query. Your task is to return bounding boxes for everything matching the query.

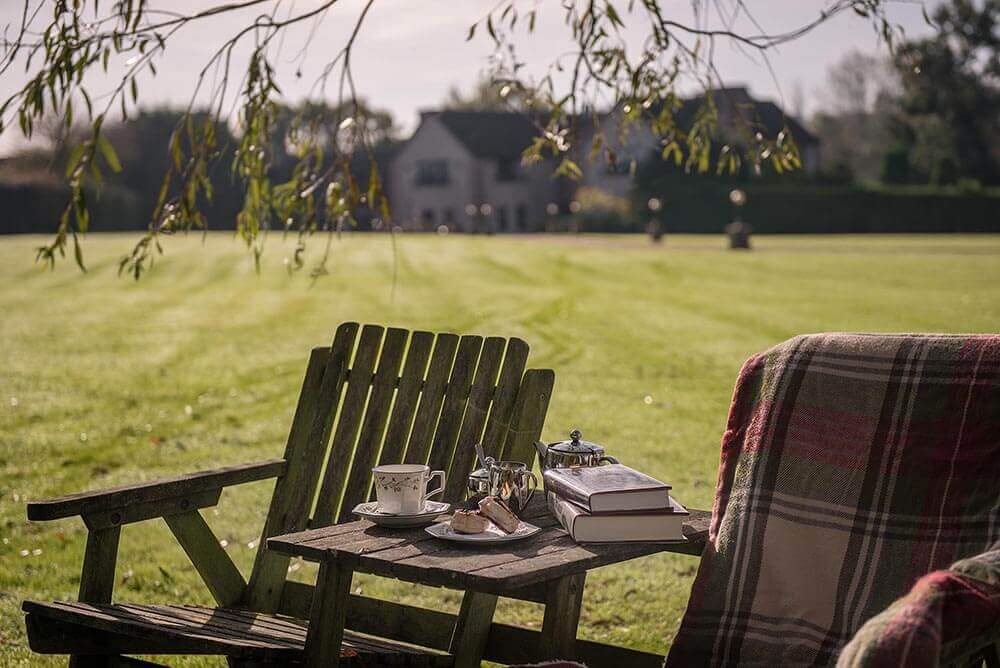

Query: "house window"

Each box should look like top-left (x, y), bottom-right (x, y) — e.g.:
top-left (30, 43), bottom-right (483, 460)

top-left (497, 158), bottom-right (518, 182)
top-left (416, 159), bottom-right (449, 186)
top-left (498, 206), bottom-right (509, 232)
top-left (421, 209), bottom-right (436, 228)
top-left (443, 208), bottom-right (455, 225)
top-left (515, 204), bottom-right (528, 231)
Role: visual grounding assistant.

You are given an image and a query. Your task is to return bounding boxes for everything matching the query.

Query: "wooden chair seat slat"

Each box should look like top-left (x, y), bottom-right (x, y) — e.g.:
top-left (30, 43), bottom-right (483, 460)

top-left (338, 327), bottom-right (410, 523)
top-left (23, 600), bottom-right (450, 664)
top-left (405, 334), bottom-right (459, 466)
top-left (427, 336), bottom-right (484, 485)
top-left (313, 324), bottom-right (385, 526)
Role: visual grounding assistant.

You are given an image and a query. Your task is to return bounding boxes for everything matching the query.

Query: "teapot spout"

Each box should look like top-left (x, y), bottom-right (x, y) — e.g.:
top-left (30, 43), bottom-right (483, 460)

top-left (533, 440), bottom-right (548, 469)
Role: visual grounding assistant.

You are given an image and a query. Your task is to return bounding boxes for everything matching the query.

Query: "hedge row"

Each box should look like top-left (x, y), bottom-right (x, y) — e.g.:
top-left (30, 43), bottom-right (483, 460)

top-left (631, 183), bottom-right (1000, 234)
top-left (3, 181), bottom-right (998, 235)
top-left (0, 182), bottom-right (141, 235)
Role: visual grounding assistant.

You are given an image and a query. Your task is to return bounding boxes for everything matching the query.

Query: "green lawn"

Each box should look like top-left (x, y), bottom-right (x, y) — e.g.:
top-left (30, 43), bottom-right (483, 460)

top-left (2, 232), bottom-right (999, 665)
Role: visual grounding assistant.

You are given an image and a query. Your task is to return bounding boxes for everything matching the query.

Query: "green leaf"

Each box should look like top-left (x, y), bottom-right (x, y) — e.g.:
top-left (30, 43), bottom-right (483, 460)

top-left (65, 143), bottom-right (85, 179)
top-left (554, 158), bottom-right (583, 180)
top-left (88, 160), bottom-right (103, 189)
top-left (605, 2), bottom-right (624, 28)
top-left (81, 88), bottom-right (93, 118)
top-left (97, 134), bottom-right (121, 172)
top-left (661, 141), bottom-right (682, 166)
top-left (72, 233), bottom-right (86, 273)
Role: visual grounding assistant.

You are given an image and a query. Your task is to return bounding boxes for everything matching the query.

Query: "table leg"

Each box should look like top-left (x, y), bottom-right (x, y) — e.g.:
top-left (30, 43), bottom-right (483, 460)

top-left (449, 590), bottom-right (499, 668)
top-left (539, 573), bottom-right (586, 660)
top-left (304, 560), bottom-right (353, 668)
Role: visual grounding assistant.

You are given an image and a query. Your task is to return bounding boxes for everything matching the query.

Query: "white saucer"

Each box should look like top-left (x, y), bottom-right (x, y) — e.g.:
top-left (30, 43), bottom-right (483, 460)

top-left (352, 500), bottom-right (451, 528)
top-left (425, 518), bottom-right (542, 545)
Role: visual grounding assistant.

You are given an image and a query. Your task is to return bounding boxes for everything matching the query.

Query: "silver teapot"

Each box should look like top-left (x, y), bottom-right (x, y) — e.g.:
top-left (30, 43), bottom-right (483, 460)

top-left (534, 429), bottom-right (619, 469)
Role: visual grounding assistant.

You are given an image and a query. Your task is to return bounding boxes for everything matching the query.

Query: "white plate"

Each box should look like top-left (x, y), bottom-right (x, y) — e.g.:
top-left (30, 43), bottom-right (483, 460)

top-left (352, 500), bottom-right (451, 528)
top-left (425, 518), bottom-right (542, 544)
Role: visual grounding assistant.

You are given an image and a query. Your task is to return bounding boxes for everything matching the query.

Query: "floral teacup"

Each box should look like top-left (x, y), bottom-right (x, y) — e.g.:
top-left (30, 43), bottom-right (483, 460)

top-left (372, 464), bottom-right (445, 515)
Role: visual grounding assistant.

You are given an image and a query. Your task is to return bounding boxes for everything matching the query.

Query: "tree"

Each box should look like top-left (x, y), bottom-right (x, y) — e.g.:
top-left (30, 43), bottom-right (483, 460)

top-left (0, 0), bottom-right (903, 276)
top-left (811, 51), bottom-right (899, 182)
top-left (893, 0), bottom-right (1000, 185)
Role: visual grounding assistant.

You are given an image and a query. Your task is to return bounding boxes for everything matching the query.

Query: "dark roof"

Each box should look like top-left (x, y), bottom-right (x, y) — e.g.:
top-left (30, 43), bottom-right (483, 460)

top-left (679, 88), bottom-right (818, 145)
top-left (432, 111), bottom-right (538, 160)
top-left (752, 101), bottom-right (817, 146)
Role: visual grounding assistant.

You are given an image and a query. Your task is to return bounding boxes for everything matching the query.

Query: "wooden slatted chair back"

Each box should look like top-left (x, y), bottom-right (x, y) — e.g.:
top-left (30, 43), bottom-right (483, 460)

top-left (244, 322), bottom-right (554, 611)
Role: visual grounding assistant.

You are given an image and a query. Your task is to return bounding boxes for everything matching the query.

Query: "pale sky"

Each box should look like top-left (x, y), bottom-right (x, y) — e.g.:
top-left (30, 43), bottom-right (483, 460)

top-left (0, 0), bottom-right (940, 153)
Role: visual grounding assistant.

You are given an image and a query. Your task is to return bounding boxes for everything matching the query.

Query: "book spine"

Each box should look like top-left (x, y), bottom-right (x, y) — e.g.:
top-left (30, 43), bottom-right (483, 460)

top-left (546, 493), bottom-right (577, 540)
top-left (542, 471), bottom-right (590, 511)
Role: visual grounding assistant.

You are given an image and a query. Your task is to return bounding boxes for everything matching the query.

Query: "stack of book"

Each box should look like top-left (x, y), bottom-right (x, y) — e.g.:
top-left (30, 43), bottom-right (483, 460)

top-left (545, 464), bottom-right (688, 543)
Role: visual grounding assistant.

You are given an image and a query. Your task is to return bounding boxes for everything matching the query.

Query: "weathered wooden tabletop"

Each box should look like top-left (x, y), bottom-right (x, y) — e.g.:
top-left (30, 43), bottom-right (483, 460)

top-left (268, 496), bottom-right (711, 594)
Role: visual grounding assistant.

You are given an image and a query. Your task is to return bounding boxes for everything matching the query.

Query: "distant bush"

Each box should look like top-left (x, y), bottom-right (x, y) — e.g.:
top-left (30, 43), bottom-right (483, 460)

top-left (881, 146), bottom-right (912, 185)
top-left (574, 186), bottom-right (633, 233)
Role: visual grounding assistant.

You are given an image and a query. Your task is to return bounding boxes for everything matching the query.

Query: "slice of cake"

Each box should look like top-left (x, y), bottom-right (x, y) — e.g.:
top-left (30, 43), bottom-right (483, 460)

top-left (450, 510), bottom-right (489, 534)
top-left (478, 496), bottom-right (520, 533)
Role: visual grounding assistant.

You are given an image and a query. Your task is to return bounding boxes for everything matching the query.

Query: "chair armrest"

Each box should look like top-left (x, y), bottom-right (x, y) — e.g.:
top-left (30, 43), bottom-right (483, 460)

top-left (26, 459), bottom-right (286, 522)
top-left (838, 546), bottom-right (1000, 667)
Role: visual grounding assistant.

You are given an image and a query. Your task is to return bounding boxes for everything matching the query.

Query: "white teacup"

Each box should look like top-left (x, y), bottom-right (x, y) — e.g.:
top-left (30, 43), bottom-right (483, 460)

top-left (372, 464), bottom-right (445, 515)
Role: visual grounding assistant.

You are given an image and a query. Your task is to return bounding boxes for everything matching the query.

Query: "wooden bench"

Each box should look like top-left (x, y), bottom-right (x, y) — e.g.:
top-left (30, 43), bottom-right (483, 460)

top-left (24, 323), bottom-right (554, 666)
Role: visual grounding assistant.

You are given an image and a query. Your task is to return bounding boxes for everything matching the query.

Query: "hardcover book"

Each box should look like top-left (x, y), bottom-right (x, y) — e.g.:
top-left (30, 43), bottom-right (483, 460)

top-left (542, 464), bottom-right (671, 513)
top-left (548, 492), bottom-right (688, 542)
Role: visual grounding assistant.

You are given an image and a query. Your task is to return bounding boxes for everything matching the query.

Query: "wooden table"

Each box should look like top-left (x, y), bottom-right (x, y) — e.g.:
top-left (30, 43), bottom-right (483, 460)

top-left (267, 496), bottom-right (710, 667)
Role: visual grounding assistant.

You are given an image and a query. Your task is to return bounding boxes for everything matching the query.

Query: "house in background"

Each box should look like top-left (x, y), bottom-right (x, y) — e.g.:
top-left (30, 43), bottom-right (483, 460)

top-left (388, 111), bottom-right (562, 232)
top-left (579, 87), bottom-right (821, 199)
top-left (389, 87), bottom-right (819, 232)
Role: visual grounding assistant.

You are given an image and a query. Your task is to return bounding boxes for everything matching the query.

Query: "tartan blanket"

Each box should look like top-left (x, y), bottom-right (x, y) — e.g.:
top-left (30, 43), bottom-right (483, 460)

top-left (837, 545), bottom-right (1000, 667)
top-left (666, 333), bottom-right (1000, 667)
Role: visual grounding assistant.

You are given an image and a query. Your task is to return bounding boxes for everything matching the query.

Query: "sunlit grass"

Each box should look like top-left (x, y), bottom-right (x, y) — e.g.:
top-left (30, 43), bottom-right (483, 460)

top-left (2, 232), bottom-right (999, 665)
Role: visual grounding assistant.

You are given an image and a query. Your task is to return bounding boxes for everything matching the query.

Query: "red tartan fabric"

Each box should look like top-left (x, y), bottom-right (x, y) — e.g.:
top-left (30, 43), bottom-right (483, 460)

top-left (667, 333), bottom-right (1000, 667)
top-left (836, 547), bottom-right (1000, 667)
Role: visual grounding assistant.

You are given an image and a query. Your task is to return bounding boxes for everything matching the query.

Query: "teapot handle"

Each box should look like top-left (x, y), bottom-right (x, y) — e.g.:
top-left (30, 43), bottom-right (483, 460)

top-left (522, 470), bottom-right (538, 509)
top-left (534, 440), bottom-right (549, 468)
top-left (598, 455), bottom-right (619, 465)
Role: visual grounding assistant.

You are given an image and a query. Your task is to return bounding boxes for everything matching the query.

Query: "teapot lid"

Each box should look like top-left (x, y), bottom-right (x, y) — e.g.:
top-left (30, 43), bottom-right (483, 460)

top-left (549, 429), bottom-right (605, 455)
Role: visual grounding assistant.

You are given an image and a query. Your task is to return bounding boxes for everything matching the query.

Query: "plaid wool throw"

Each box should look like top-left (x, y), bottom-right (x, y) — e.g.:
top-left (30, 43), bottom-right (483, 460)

top-left (666, 333), bottom-right (1000, 667)
top-left (837, 545), bottom-right (1000, 667)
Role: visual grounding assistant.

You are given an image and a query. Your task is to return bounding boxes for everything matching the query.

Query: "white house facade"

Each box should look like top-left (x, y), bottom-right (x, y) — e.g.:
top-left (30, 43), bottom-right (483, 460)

top-left (388, 111), bottom-right (561, 232)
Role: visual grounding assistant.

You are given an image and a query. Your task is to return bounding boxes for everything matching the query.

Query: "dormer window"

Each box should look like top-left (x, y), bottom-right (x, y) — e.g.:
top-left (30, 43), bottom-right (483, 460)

top-left (497, 158), bottom-right (518, 182)
top-left (416, 159), bottom-right (449, 186)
